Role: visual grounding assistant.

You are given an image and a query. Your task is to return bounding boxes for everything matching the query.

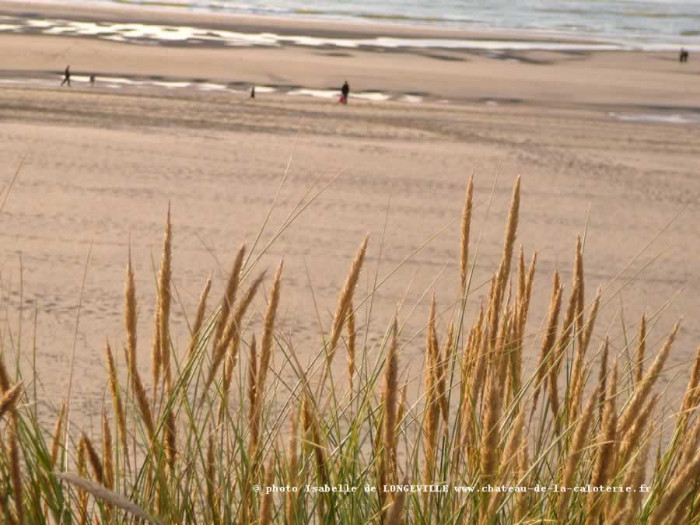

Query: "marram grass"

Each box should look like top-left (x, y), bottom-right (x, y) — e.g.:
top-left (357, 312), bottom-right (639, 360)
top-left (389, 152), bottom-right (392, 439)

top-left (0, 178), bottom-right (700, 525)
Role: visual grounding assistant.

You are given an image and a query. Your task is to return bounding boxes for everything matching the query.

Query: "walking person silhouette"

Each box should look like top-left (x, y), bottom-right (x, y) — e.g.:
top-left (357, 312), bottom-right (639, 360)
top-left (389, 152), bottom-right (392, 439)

top-left (339, 80), bottom-right (349, 105)
top-left (61, 65), bottom-right (71, 87)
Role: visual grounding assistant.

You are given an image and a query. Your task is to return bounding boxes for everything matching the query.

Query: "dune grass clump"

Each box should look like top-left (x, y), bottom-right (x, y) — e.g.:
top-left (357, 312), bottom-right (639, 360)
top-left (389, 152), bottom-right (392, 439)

top-left (0, 177), bottom-right (700, 524)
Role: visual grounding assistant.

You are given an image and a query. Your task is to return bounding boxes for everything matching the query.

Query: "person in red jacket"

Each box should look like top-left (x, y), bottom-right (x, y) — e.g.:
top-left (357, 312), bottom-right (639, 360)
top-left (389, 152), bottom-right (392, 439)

top-left (339, 80), bottom-right (349, 104)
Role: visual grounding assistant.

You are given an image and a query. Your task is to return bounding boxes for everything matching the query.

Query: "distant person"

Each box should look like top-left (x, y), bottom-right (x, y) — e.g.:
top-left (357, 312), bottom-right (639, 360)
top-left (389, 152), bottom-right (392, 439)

top-left (679, 48), bottom-right (689, 63)
top-left (339, 80), bottom-right (349, 105)
top-left (61, 65), bottom-right (71, 87)
top-left (89, 74), bottom-right (96, 87)
top-left (250, 85), bottom-right (255, 99)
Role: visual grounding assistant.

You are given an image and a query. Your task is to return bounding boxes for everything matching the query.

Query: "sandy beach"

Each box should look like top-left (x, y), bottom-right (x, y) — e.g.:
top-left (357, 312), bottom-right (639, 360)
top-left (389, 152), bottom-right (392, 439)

top-left (0, 1), bottom-right (699, 423)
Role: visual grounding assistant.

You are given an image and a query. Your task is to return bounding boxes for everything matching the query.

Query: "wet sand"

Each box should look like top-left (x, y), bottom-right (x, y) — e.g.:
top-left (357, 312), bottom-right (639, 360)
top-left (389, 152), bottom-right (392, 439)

top-left (0, 2), bottom-right (699, 422)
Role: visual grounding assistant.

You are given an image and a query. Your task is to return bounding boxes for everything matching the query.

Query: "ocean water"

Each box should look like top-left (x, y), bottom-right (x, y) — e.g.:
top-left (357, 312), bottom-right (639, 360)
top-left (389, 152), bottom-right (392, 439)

top-left (63, 0), bottom-right (700, 46)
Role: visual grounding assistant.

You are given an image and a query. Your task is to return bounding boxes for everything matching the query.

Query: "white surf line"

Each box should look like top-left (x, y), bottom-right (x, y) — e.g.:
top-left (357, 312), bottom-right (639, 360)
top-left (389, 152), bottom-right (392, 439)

top-left (196, 82), bottom-right (229, 91)
top-left (609, 112), bottom-right (700, 125)
top-left (399, 95), bottom-right (423, 103)
top-left (352, 92), bottom-right (392, 101)
top-left (285, 88), bottom-right (392, 101)
top-left (287, 88), bottom-right (337, 99)
top-left (0, 78), bottom-right (57, 87)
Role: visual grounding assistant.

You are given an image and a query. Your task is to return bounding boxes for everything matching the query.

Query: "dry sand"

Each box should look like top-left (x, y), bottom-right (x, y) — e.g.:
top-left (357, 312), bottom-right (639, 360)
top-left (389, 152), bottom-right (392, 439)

top-left (0, 2), bottom-right (699, 422)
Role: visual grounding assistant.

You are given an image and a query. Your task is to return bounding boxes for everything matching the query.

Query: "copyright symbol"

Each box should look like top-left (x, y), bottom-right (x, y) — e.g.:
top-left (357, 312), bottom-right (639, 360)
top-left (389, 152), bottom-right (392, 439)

top-left (253, 485), bottom-right (260, 493)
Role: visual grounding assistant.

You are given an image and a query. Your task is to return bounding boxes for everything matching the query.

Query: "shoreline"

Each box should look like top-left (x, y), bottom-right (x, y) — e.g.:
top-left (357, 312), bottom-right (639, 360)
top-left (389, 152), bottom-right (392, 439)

top-left (0, 0), bottom-right (644, 48)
